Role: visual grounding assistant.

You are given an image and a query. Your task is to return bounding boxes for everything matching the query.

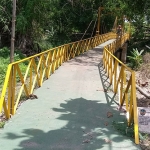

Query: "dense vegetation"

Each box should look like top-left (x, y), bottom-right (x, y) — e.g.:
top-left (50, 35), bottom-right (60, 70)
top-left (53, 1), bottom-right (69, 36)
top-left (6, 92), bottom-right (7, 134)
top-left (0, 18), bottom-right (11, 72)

top-left (0, 1), bottom-right (150, 146)
top-left (0, 0), bottom-right (117, 53)
top-left (0, 0), bottom-right (150, 52)
top-left (0, 0), bottom-right (150, 85)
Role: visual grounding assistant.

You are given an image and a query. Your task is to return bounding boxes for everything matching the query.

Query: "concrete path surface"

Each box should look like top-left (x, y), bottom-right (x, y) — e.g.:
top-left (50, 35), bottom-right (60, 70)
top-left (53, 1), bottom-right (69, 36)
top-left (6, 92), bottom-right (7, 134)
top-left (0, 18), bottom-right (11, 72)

top-left (0, 40), bottom-right (140, 150)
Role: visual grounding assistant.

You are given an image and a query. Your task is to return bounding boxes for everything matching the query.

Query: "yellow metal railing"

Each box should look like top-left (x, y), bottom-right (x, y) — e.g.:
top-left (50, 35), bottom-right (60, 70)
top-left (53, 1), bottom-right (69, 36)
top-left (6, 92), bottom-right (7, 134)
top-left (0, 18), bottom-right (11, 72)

top-left (103, 34), bottom-right (139, 144)
top-left (0, 31), bottom-right (138, 143)
top-left (0, 30), bottom-right (139, 143)
top-left (0, 32), bottom-right (115, 119)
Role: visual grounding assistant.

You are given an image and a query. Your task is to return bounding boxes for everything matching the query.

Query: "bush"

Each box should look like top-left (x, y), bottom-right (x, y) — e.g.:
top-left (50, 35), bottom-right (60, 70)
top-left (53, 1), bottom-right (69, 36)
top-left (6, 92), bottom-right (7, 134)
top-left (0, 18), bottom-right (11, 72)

top-left (0, 47), bottom-right (26, 87)
top-left (127, 48), bottom-right (144, 69)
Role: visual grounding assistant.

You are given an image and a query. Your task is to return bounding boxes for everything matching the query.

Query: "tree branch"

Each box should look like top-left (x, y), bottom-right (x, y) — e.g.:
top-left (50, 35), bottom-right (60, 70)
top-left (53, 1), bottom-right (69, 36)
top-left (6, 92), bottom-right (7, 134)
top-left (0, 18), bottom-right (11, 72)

top-left (136, 84), bottom-right (150, 98)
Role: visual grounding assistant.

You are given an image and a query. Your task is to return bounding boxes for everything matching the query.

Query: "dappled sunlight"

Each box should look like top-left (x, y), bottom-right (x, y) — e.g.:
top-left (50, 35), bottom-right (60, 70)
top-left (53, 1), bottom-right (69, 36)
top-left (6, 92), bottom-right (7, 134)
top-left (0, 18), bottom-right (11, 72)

top-left (0, 37), bottom-right (139, 149)
top-left (2, 98), bottom-right (137, 150)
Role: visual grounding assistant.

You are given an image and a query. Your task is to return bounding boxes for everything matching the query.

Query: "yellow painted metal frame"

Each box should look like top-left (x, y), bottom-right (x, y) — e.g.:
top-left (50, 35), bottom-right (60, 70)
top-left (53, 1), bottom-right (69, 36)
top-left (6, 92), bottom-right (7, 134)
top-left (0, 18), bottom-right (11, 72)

top-left (0, 31), bottom-right (139, 144)
top-left (103, 34), bottom-right (139, 144)
top-left (0, 32), bottom-right (114, 119)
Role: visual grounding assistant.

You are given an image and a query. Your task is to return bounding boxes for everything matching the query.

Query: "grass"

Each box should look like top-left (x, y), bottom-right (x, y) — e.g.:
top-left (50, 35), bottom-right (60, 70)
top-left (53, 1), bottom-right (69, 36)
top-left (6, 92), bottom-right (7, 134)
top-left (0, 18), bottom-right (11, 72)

top-left (0, 47), bottom-right (27, 88)
top-left (0, 121), bottom-right (5, 128)
top-left (112, 120), bottom-right (134, 138)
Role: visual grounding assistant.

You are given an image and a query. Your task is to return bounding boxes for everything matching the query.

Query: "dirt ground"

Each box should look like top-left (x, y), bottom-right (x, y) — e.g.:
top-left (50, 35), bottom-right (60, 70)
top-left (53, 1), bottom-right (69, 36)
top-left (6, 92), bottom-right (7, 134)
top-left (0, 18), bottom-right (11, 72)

top-left (136, 72), bottom-right (150, 150)
top-left (135, 60), bottom-right (150, 150)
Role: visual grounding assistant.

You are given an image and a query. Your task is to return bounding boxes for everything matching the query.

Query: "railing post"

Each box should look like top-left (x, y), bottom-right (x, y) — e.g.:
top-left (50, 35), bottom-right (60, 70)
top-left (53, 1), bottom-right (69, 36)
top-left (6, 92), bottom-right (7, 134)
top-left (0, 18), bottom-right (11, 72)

top-left (29, 59), bottom-right (33, 94)
top-left (7, 69), bottom-right (12, 118)
top-left (121, 42), bottom-right (128, 63)
top-left (11, 65), bottom-right (16, 115)
top-left (131, 72), bottom-right (139, 144)
top-left (7, 64), bottom-right (15, 116)
top-left (10, 66), bottom-right (13, 116)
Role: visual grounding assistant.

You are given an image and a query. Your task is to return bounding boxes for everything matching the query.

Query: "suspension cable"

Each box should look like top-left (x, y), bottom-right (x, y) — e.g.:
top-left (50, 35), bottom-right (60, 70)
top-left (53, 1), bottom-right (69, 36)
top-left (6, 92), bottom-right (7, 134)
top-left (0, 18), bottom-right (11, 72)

top-left (80, 20), bottom-right (93, 40)
top-left (91, 19), bottom-right (97, 37)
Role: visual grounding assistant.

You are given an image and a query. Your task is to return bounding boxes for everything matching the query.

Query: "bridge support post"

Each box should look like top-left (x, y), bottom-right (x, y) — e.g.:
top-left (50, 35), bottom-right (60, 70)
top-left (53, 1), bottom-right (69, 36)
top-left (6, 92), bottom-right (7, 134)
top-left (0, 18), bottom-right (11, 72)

top-left (121, 42), bottom-right (128, 63)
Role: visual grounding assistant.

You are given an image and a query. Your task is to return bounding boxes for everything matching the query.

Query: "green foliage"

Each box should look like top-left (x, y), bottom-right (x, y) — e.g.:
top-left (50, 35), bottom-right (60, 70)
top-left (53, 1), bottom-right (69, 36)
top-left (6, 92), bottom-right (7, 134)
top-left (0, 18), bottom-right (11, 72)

top-left (0, 0), bottom-right (119, 50)
top-left (0, 0), bottom-right (149, 52)
top-left (38, 40), bottom-right (53, 51)
top-left (112, 120), bottom-right (134, 138)
top-left (0, 121), bottom-right (5, 128)
top-left (0, 47), bottom-right (10, 57)
top-left (139, 133), bottom-right (149, 141)
top-left (0, 47), bottom-right (26, 87)
top-left (127, 48), bottom-right (144, 69)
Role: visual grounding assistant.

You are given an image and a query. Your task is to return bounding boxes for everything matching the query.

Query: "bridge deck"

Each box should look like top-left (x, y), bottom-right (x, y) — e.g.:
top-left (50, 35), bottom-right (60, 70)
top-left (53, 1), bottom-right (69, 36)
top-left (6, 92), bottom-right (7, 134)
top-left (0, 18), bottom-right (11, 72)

top-left (0, 40), bottom-right (140, 150)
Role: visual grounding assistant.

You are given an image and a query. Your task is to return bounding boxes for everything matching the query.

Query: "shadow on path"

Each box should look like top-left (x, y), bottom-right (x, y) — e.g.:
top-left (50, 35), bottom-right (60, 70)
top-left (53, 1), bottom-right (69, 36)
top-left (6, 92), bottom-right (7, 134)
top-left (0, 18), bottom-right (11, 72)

top-left (3, 97), bottom-right (137, 150)
top-left (98, 62), bottom-right (118, 106)
top-left (1, 43), bottom-right (139, 150)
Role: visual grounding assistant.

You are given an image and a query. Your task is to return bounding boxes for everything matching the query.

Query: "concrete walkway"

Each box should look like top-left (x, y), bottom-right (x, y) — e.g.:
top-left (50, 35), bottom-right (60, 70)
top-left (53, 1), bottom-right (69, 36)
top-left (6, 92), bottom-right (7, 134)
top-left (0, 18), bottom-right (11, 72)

top-left (0, 40), bottom-right (140, 150)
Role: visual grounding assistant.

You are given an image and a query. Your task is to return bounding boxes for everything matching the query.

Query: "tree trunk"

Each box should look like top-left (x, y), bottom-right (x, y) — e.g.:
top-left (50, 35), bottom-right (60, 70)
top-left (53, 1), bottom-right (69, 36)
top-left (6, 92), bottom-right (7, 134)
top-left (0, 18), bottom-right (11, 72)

top-left (10, 0), bottom-right (16, 63)
top-left (136, 85), bottom-right (150, 99)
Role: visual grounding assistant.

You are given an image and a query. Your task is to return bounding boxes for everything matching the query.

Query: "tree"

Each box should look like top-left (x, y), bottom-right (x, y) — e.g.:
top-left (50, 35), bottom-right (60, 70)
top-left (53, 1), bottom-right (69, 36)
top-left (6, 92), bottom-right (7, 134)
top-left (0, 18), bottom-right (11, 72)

top-left (10, 0), bottom-right (16, 63)
top-left (0, 0), bottom-right (12, 47)
top-left (2, 0), bottom-right (149, 55)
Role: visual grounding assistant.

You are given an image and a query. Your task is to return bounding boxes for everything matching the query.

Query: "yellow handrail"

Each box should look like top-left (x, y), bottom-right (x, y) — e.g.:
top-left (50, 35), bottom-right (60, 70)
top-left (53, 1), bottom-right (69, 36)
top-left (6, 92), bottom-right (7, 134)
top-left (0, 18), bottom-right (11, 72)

top-left (0, 31), bottom-right (139, 144)
top-left (0, 32), bottom-right (114, 118)
top-left (103, 34), bottom-right (139, 144)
